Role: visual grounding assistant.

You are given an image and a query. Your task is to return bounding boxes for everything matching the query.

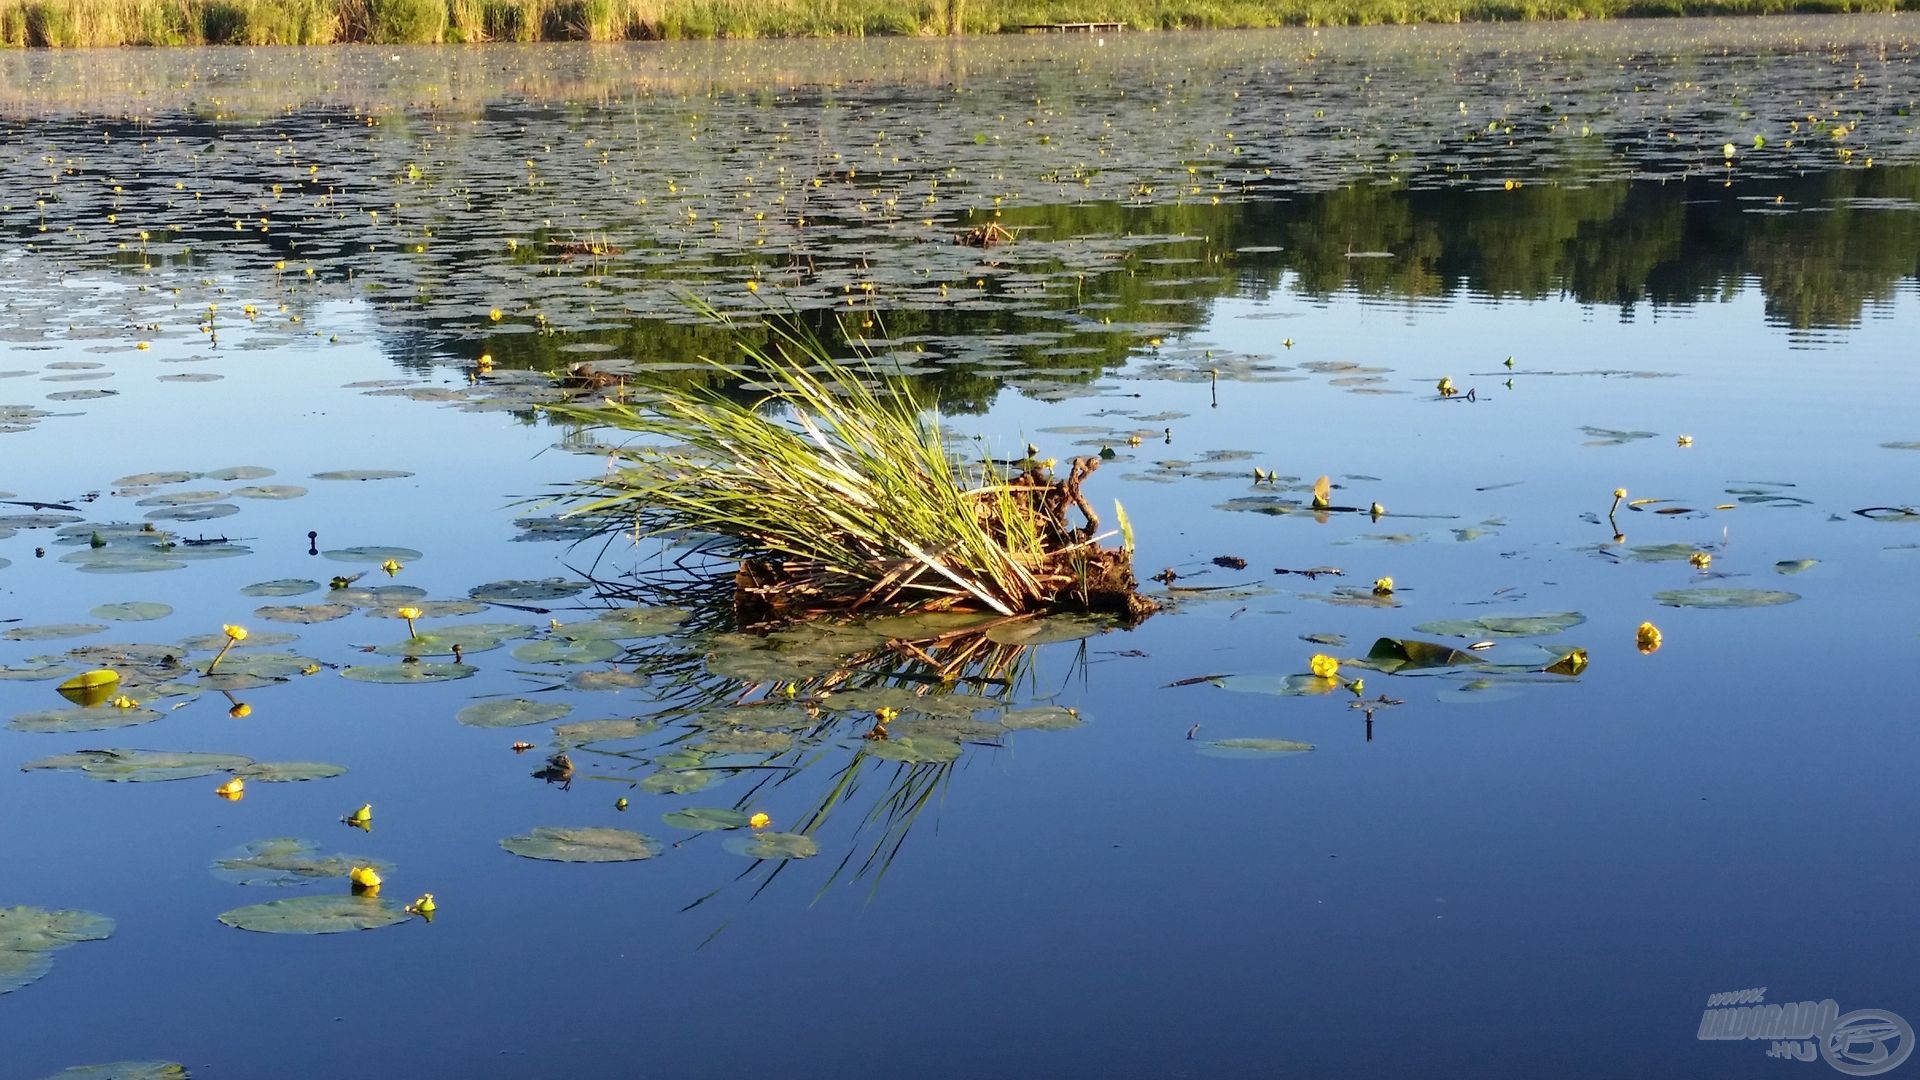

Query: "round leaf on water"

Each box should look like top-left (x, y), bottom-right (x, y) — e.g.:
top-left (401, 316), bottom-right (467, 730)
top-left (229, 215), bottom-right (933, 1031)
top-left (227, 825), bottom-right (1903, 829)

top-left (856, 611), bottom-right (1001, 638)
top-left (457, 698), bottom-right (572, 729)
top-left (114, 471), bottom-right (196, 486)
top-left (0, 907), bottom-right (115, 954)
top-left (1412, 612), bottom-right (1585, 639)
top-left (364, 600), bottom-right (486, 619)
top-left (254, 604), bottom-right (353, 624)
top-left (561, 606), bottom-right (687, 640)
top-left (240, 579), bottom-right (320, 598)
top-left (639, 769), bottom-right (720, 795)
top-left (339, 662), bottom-right (477, 684)
top-left (331, 585), bottom-right (429, 609)
top-left (1774, 559), bottom-right (1819, 576)
top-left (499, 826), bottom-right (659, 862)
top-left (1212, 673), bottom-right (1342, 696)
top-left (202, 652), bottom-right (316, 679)
top-left (0, 949), bottom-right (53, 994)
top-left (218, 894), bottom-right (413, 935)
top-left (691, 729), bottom-right (794, 755)
top-left (722, 831), bottom-right (819, 860)
top-left (865, 736), bottom-right (962, 763)
top-left (570, 669), bottom-right (649, 691)
top-left (211, 838), bottom-right (384, 886)
top-left (322, 546), bottom-right (424, 565)
top-left (660, 807), bottom-right (751, 831)
top-left (984, 614), bottom-right (1114, 646)
top-left (0, 662), bottom-right (80, 682)
top-left (822, 687), bottom-right (997, 719)
top-left (512, 639), bottom-right (620, 665)
top-left (21, 749), bottom-right (253, 782)
top-left (230, 485), bottom-right (307, 500)
top-left (39, 1061), bottom-right (189, 1079)
top-left (469, 578), bottom-right (586, 603)
top-left (5, 623), bottom-right (107, 642)
top-left (372, 632), bottom-right (505, 658)
top-left (1002, 706), bottom-right (1084, 731)
top-left (203, 466), bottom-right (274, 481)
top-left (89, 602), bottom-right (172, 622)
top-left (310, 470), bottom-right (414, 482)
top-left (10, 705), bottom-right (162, 734)
top-left (1654, 588), bottom-right (1800, 609)
top-left (552, 718), bottom-right (660, 745)
top-left (230, 762), bottom-right (348, 783)
top-left (1198, 738), bottom-right (1316, 759)
top-left (685, 706), bottom-right (806, 732)
top-left (177, 631), bottom-right (300, 652)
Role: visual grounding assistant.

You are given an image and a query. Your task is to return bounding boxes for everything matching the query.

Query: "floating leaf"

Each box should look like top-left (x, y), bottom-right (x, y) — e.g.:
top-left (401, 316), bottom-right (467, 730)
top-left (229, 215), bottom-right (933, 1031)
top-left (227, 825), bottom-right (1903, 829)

top-left (499, 826), bottom-right (659, 862)
top-left (721, 831), bottom-right (819, 859)
top-left (660, 807), bottom-right (751, 831)
top-left (254, 604), bottom-right (353, 624)
top-left (240, 579), bottom-right (320, 597)
top-left (1412, 612), bottom-right (1585, 639)
top-left (1198, 738), bottom-right (1316, 758)
top-left (0, 906), bottom-right (114, 994)
top-left (469, 578), bottom-right (586, 602)
top-left (639, 769), bottom-right (720, 795)
top-left (230, 762), bottom-right (348, 783)
top-left (218, 895), bottom-right (412, 934)
top-left (865, 735), bottom-right (962, 763)
top-left (1654, 588), bottom-right (1800, 609)
top-left (1774, 559), bottom-right (1819, 575)
top-left (551, 717), bottom-right (660, 745)
top-left (1210, 673), bottom-right (1344, 697)
top-left (230, 485), bottom-right (307, 500)
top-left (511, 639), bottom-right (620, 665)
top-left (310, 470), bottom-right (414, 482)
top-left (984, 615), bottom-right (1114, 646)
top-left (457, 698), bottom-right (572, 728)
top-left (339, 663), bottom-right (478, 684)
top-left (821, 687), bottom-right (997, 719)
top-left (1001, 706), bottom-right (1084, 731)
top-left (691, 729), bottom-right (794, 755)
top-left (1361, 637), bottom-right (1478, 673)
top-left (22, 749), bottom-right (252, 782)
top-left (40, 1061), bottom-right (188, 1079)
top-left (9, 705), bottom-right (161, 734)
top-left (5, 623), bottom-right (107, 641)
top-left (88, 602), bottom-right (172, 622)
top-left (322, 546), bottom-right (424, 564)
top-left (211, 838), bottom-right (384, 885)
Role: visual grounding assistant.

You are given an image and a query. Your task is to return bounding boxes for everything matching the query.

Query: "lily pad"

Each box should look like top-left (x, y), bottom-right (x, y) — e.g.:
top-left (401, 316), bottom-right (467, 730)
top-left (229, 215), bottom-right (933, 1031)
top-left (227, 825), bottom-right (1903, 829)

top-left (254, 604), bottom-right (354, 624)
top-left (822, 687), bottom-right (997, 719)
top-left (4, 623), bottom-right (107, 641)
top-left (322, 546), bottom-right (424, 564)
top-left (983, 614), bottom-right (1114, 646)
top-left (865, 735), bottom-right (963, 763)
top-left (469, 578), bottom-right (586, 603)
top-left (230, 485), bottom-right (307, 500)
top-left (230, 762), bottom-right (348, 783)
top-left (240, 579), bottom-right (320, 597)
top-left (1413, 612), bottom-right (1585, 639)
top-left (660, 807), bottom-right (752, 831)
top-left (39, 1061), bottom-right (189, 1079)
top-left (499, 826), bottom-right (659, 862)
top-left (9, 705), bottom-right (162, 734)
top-left (212, 838), bottom-right (384, 885)
top-left (1001, 706), bottom-right (1085, 731)
top-left (1653, 588), bottom-right (1800, 609)
top-left (21, 749), bottom-right (253, 782)
top-left (691, 729), bottom-right (794, 755)
top-left (88, 602), bottom-right (173, 622)
top-left (203, 466), bottom-right (275, 481)
top-left (0, 907), bottom-right (114, 994)
top-left (339, 662), bottom-right (478, 684)
top-left (1774, 559), bottom-right (1819, 575)
top-left (511, 639), bottom-right (620, 665)
top-left (310, 470), bottom-right (414, 482)
top-left (457, 698), bottom-right (572, 728)
top-left (551, 718), bottom-right (661, 745)
top-left (217, 895), bottom-right (413, 934)
top-left (557, 606), bottom-right (688, 640)
top-left (1362, 637), bottom-right (1478, 673)
top-left (721, 831), bottom-right (819, 859)
top-left (371, 631), bottom-right (507, 658)
top-left (1209, 673), bottom-right (1344, 697)
top-left (639, 769), bottom-right (721, 795)
top-left (1198, 738), bottom-right (1316, 758)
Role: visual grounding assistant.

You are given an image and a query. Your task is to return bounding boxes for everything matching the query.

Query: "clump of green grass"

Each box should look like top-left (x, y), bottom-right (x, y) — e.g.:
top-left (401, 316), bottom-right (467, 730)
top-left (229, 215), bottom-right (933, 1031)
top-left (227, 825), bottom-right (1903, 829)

top-left (550, 323), bottom-right (1147, 622)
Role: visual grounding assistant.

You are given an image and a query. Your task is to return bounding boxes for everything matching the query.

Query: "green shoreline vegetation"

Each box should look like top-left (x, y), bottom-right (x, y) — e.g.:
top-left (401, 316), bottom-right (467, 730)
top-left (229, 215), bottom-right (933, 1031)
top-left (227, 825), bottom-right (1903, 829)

top-left (2, 0), bottom-right (1914, 46)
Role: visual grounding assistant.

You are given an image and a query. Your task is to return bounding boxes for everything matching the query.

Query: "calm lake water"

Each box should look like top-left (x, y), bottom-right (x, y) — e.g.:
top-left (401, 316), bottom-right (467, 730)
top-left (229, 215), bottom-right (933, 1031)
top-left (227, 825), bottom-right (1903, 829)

top-left (4, 17), bottom-right (1920, 1079)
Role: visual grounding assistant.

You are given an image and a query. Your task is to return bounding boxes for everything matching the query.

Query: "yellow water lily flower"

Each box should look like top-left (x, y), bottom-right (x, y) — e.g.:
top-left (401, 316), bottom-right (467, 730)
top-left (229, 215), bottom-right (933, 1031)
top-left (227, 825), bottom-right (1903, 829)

top-left (228, 702), bottom-right (252, 718)
top-left (874, 706), bottom-right (899, 725)
top-left (476, 353), bottom-right (494, 370)
top-left (615, 798), bottom-right (629, 811)
top-left (215, 777), bottom-right (244, 797)
top-left (348, 803), bottom-right (372, 827)
top-left (1689, 551), bottom-right (1712, 569)
top-left (1311, 475), bottom-right (1331, 510)
top-left (381, 558), bottom-right (402, 576)
top-left (1676, 435), bottom-right (1693, 447)
top-left (206, 625), bottom-right (248, 674)
top-left (1436, 376), bottom-right (1456, 397)
top-left (1609, 488), bottom-right (1627, 516)
top-left (1347, 678), bottom-right (1365, 696)
top-left (1372, 576), bottom-right (1394, 595)
top-left (408, 894), bottom-right (436, 915)
top-left (1309, 653), bottom-right (1340, 680)
top-left (112, 695), bottom-right (138, 709)
top-left (749, 812), bottom-right (772, 829)
top-left (397, 606), bottom-right (423, 638)
top-left (350, 866), bottom-right (382, 890)
top-left (1370, 502), bottom-right (1385, 519)
top-left (1636, 621), bottom-right (1662, 654)
top-left (489, 308), bottom-right (503, 321)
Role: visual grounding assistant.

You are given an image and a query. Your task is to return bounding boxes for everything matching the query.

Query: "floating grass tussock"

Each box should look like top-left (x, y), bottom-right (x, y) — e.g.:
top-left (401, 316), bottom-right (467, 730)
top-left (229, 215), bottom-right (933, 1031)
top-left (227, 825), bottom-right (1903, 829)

top-left (553, 327), bottom-right (1154, 624)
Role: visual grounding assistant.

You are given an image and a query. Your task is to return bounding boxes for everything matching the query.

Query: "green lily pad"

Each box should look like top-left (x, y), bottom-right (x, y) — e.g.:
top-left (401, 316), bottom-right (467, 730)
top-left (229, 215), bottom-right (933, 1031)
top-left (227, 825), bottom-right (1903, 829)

top-left (1626, 543), bottom-right (1707, 563)
top-left (177, 631), bottom-right (300, 652)
top-left (569, 669), bottom-right (650, 691)
top-left (639, 769), bottom-right (720, 795)
top-left (61, 550), bottom-right (187, 573)
top-left (1198, 737), bottom-right (1316, 758)
top-left (0, 662), bottom-right (79, 681)
top-left (365, 600), bottom-right (487, 619)
top-left (310, 470), bottom-right (414, 482)
top-left (39, 1061), bottom-right (189, 1079)
top-left (499, 826), bottom-right (659, 862)
top-left (1209, 673), bottom-right (1344, 696)
top-left (1001, 706), bottom-right (1084, 731)
top-left (88, 602), bottom-right (172, 622)
top-left (821, 687), bottom-right (997, 719)
top-left (1361, 637), bottom-right (1478, 673)
top-left (203, 652), bottom-right (318, 679)
top-left (21, 749), bottom-right (253, 782)
top-left (722, 831), bottom-right (819, 859)
top-left (856, 611), bottom-right (1001, 638)
top-left (983, 614), bottom-right (1114, 646)
top-left (211, 838), bottom-right (385, 885)
top-left (685, 706), bottom-right (808, 732)
top-left (1412, 612), bottom-right (1585, 639)
top-left (469, 578), bottom-right (586, 603)
top-left (240, 579), bottom-right (321, 598)
top-left (511, 639), bottom-right (620, 665)
top-left (339, 662), bottom-right (478, 684)
top-left (4, 623), bottom-right (107, 641)
top-left (254, 604), bottom-right (354, 624)
top-left (331, 585), bottom-right (430, 609)
top-left (230, 484), bottom-right (307, 500)
top-left (371, 632), bottom-right (506, 658)
top-left (230, 762), bottom-right (348, 783)
top-left (217, 894), bottom-right (413, 935)
top-left (552, 718), bottom-right (661, 745)
top-left (114, 471), bottom-right (197, 486)
top-left (0, 907), bottom-right (114, 994)
top-left (558, 606), bottom-right (688, 640)
top-left (660, 807), bottom-right (751, 831)
top-left (456, 698), bottom-right (573, 728)
top-left (322, 546), bottom-right (424, 564)
top-left (203, 466), bottom-right (274, 481)
top-left (1654, 588), bottom-right (1801, 609)
top-left (691, 729), bottom-right (794, 755)
top-left (1774, 559), bottom-right (1819, 575)
top-left (865, 735), bottom-right (962, 763)
top-left (9, 705), bottom-right (162, 733)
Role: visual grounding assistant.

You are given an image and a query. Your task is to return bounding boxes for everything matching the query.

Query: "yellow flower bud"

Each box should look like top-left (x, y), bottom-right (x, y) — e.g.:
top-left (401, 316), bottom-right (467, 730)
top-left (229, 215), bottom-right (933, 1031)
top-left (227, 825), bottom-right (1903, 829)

top-left (350, 866), bottom-right (382, 889)
top-left (1372, 576), bottom-right (1394, 595)
top-left (749, 812), bottom-right (772, 829)
top-left (222, 624), bottom-right (248, 641)
top-left (1309, 654), bottom-right (1340, 680)
top-left (1636, 622), bottom-right (1662, 654)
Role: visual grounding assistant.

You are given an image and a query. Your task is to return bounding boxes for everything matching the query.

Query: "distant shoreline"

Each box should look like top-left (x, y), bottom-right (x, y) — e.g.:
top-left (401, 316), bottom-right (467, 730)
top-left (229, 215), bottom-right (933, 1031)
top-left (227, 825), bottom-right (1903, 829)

top-left (3, 0), bottom-right (1913, 48)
